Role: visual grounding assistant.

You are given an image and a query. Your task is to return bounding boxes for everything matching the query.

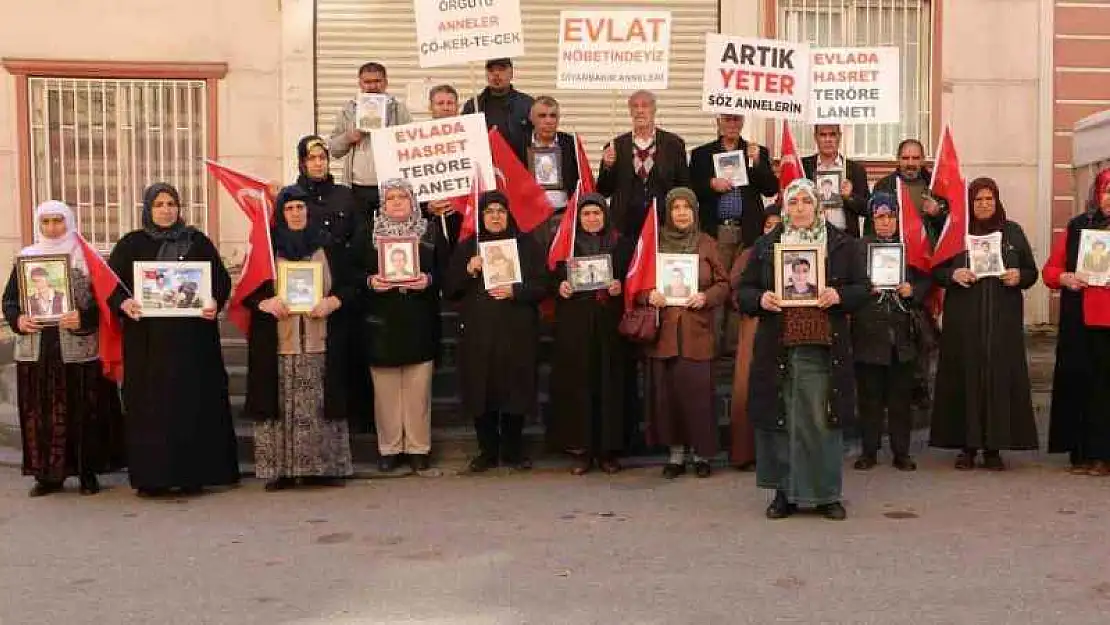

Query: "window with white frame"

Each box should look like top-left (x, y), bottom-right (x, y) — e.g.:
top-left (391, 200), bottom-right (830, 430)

top-left (777, 0), bottom-right (932, 158)
top-left (28, 78), bottom-right (209, 250)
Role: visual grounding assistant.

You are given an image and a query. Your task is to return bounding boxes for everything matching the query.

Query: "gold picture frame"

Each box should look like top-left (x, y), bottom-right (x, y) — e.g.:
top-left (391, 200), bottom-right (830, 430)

top-left (774, 243), bottom-right (826, 308)
top-left (277, 261), bottom-right (324, 314)
top-left (16, 253), bottom-right (74, 324)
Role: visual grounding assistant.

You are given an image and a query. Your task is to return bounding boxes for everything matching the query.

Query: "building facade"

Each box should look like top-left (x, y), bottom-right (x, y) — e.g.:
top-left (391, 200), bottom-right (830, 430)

top-left (0, 0), bottom-right (1097, 324)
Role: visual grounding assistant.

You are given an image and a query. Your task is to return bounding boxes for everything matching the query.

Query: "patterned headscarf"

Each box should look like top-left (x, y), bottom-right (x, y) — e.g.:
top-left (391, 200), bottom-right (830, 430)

top-left (372, 178), bottom-right (428, 245)
top-left (781, 179), bottom-right (827, 245)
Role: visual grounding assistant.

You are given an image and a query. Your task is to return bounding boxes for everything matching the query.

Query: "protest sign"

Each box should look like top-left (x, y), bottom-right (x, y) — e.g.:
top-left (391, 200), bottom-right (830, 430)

top-left (372, 113), bottom-right (496, 203)
top-left (413, 0), bottom-right (525, 68)
top-left (557, 10), bottom-right (671, 90)
top-left (702, 34), bottom-right (810, 121)
top-left (810, 47), bottom-right (900, 124)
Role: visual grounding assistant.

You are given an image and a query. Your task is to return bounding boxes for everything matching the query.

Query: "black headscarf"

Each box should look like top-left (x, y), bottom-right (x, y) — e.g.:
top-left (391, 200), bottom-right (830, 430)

top-left (968, 177), bottom-right (1007, 235)
top-left (477, 190), bottom-right (518, 241)
top-left (295, 134), bottom-right (336, 195)
top-left (141, 182), bottom-right (196, 260)
top-left (574, 193), bottom-right (616, 257)
top-left (272, 185), bottom-right (326, 261)
top-left (868, 191), bottom-right (899, 243)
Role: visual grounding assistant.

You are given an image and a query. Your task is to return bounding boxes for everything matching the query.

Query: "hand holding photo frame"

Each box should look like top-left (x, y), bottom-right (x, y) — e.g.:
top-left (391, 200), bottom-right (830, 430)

top-left (134, 261), bottom-right (213, 317)
top-left (278, 261), bottom-right (323, 314)
top-left (774, 243), bottom-right (827, 307)
top-left (377, 236), bottom-right (422, 285)
top-left (712, 150), bottom-right (749, 188)
top-left (529, 146), bottom-right (563, 190)
top-left (656, 253), bottom-right (700, 306)
top-left (868, 243), bottom-right (905, 290)
top-left (356, 93), bottom-right (390, 132)
top-left (16, 254), bottom-right (74, 324)
top-left (478, 239), bottom-right (523, 290)
top-left (815, 170), bottom-right (843, 208)
top-left (1078, 229), bottom-right (1110, 286)
top-left (568, 254), bottom-right (613, 292)
top-left (966, 232), bottom-right (1005, 278)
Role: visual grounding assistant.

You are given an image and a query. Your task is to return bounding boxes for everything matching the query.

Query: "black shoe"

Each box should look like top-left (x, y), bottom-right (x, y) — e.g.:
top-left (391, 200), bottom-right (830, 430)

top-left (504, 457), bottom-right (532, 471)
top-left (955, 450), bottom-right (976, 471)
top-left (733, 461), bottom-right (756, 472)
top-left (766, 491), bottom-right (795, 520)
top-left (136, 487), bottom-right (168, 498)
top-left (78, 474), bottom-right (101, 495)
top-left (693, 461), bottom-right (712, 478)
top-left (264, 478), bottom-right (293, 492)
top-left (377, 455), bottom-right (400, 473)
top-left (468, 455), bottom-right (498, 473)
top-left (818, 502), bottom-right (847, 520)
top-left (853, 455), bottom-right (878, 471)
top-left (177, 486), bottom-right (203, 496)
top-left (893, 455), bottom-right (918, 472)
top-left (662, 463), bottom-right (686, 479)
top-left (409, 454), bottom-right (431, 472)
top-left (28, 480), bottom-right (63, 497)
top-left (981, 451), bottom-right (1005, 471)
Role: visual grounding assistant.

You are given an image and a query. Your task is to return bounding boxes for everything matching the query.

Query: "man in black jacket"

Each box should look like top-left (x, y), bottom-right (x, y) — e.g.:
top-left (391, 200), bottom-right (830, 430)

top-left (801, 124), bottom-right (870, 237)
top-left (873, 138), bottom-right (935, 238)
top-left (462, 58), bottom-right (534, 162)
top-left (526, 96), bottom-right (581, 252)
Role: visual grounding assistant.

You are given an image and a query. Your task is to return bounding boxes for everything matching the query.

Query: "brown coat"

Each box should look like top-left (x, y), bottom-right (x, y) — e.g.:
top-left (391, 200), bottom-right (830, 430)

top-left (641, 233), bottom-right (730, 361)
top-left (728, 247), bottom-right (757, 465)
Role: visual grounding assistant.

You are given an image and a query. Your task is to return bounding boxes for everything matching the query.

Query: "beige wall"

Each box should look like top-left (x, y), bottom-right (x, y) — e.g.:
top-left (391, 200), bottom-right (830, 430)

top-left (0, 0), bottom-right (284, 280)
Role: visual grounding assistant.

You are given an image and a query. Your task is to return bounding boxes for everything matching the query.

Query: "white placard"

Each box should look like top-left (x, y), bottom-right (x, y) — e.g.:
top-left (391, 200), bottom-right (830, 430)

top-left (372, 114), bottom-right (496, 203)
top-left (414, 0), bottom-right (525, 69)
top-left (809, 47), bottom-right (900, 125)
top-left (702, 34), bottom-right (810, 121)
top-left (557, 10), bottom-right (671, 90)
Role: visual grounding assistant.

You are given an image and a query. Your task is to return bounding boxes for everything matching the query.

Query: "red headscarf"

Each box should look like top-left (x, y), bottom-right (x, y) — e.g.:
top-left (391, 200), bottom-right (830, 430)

top-left (968, 177), bottom-right (1007, 235)
top-left (1088, 168), bottom-right (1110, 215)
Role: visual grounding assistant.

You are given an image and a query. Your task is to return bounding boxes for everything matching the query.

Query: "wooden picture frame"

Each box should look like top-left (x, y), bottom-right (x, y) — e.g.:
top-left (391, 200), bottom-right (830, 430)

top-left (16, 253), bottom-right (74, 324)
top-left (133, 261), bottom-right (212, 317)
top-left (774, 243), bottom-right (826, 308)
top-left (277, 261), bottom-right (324, 314)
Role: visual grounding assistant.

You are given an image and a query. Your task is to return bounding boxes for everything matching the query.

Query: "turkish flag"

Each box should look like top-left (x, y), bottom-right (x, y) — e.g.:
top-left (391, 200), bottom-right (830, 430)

top-left (929, 126), bottom-right (968, 268)
top-left (456, 162), bottom-right (487, 242)
top-left (898, 177), bottom-right (932, 272)
top-left (572, 133), bottom-right (596, 194)
top-left (206, 160), bottom-right (276, 336)
top-left (76, 235), bottom-right (125, 383)
top-left (624, 199), bottom-right (659, 311)
top-left (547, 181), bottom-right (579, 270)
top-left (488, 130), bottom-right (554, 233)
top-left (778, 121), bottom-right (803, 191)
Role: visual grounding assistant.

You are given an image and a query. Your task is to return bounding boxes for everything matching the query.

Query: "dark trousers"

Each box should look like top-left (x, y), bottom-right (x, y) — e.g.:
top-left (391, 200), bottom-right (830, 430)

top-left (856, 358), bottom-right (915, 458)
top-left (475, 412), bottom-right (525, 463)
top-left (352, 184), bottom-right (380, 216)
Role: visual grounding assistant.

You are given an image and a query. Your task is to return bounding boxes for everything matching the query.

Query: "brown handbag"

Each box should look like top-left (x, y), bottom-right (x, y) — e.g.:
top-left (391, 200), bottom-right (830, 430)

top-left (618, 305), bottom-right (659, 344)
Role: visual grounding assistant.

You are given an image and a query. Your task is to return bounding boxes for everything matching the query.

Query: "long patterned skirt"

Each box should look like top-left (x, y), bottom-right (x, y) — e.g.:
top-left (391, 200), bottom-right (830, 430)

top-left (17, 329), bottom-right (126, 482)
top-left (254, 353), bottom-right (353, 479)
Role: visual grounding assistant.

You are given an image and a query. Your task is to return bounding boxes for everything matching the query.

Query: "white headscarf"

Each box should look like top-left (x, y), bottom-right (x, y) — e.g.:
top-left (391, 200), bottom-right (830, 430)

top-left (781, 179), bottom-right (828, 245)
top-left (20, 200), bottom-right (86, 270)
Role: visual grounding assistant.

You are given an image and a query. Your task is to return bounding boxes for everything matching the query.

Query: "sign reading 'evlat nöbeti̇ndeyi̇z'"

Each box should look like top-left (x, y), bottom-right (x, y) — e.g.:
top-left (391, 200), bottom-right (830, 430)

top-left (557, 10), bottom-right (671, 90)
top-left (372, 114), bottom-right (496, 202)
top-left (702, 35), bottom-right (810, 121)
top-left (809, 47), bottom-right (900, 124)
top-left (413, 0), bottom-right (525, 68)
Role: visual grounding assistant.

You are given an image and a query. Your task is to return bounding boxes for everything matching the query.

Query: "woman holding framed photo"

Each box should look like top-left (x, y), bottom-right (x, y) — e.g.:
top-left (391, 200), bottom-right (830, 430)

top-left (548, 193), bottom-right (632, 475)
top-left (738, 178), bottom-right (869, 520)
top-left (362, 179), bottom-right (445, 475)
top-left (640, 187), bottom-right (730, 479)
top-left (241, 186), bottom-right (355, 490)
top-left (107, 183), bottom-right (239, 497)
top-left (930, 177), bottom-right (1039, 471)
top-left (445, 190), bottom-right (547, 472)
top-left (2, 201), bottom-right (125, 497)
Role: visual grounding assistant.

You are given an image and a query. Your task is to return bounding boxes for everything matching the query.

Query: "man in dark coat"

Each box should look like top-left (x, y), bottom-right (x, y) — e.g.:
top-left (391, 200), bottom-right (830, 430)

top-left (801, 124), bottom-right (870, 237)
top-left (873, 138), bottom-right (933, 237)
top-left (597, 90), bottom-right (690, 239)
top-left (525, 96), bottom-right (581, 253)
top-left (462, 58), bottom-right (534, 162)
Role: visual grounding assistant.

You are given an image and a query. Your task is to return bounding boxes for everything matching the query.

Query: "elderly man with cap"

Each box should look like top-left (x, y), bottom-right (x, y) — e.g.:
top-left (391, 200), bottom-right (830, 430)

top-left (850, 192), bottom-right (932, 472)
top-left (462, 58), bottom-right (535, 161)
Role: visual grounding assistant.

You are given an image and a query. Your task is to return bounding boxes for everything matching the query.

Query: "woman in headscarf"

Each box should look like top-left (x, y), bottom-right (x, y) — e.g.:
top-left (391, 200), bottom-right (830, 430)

top-left (445, 190), bottom-right (547, 472)
top-left (107, 182), bottom-right (239, 496)
top-left (362, 179), bottom-right (445, 475)
top-left (1043, 168), bottom-right (1110, 475)
top-left (640, 187), bottom-right (730, 479)
top-left (727, 205), bottom-right (782, 470)
top-left (547, 193), bottom-right (632, 474)
top-left (850, 192), bottom-right (932, 472)
top-left (242, 186), bottom-right (355, 490)
top-left (2, 201), bottom-right (125, 496)
top-left (930, 177), bottom-right (1039, 470)
top-left (739, 179), bottom-right (869, 520)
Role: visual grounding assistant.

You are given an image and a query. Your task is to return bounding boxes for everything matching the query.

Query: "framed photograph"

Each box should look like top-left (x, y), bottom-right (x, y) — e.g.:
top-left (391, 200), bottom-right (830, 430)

top-left (712, 150), bottom-right (749, 188)
top-left (656, 253), bottom-right (700, 306)
top-left (774, 243), bottom-right (826, 307)
top-left (868, 243), bottom-right (905, 290)
top-left (133, 261), bottom-right (212, 317)
top-left (377, 236), bottom-right (422, 284)
top-left (278, 261), bottom-right (323, 314)
top-left (815, 170), bottom-right (843, 208)
top-left (16, 254), bottom-right (74, 324)
top-left (567, 254), bottom-right (613, 292)
top-left (966, 232), bottom-right (1005, 278)
top-left (356, 93), bottom-right (390, 132)
top-left (528, 146), bottom-right (563, 190)
top-left (478, 239), bottom-right (523, 290)
top-left (1078, 229), bottom-right (1110, 286)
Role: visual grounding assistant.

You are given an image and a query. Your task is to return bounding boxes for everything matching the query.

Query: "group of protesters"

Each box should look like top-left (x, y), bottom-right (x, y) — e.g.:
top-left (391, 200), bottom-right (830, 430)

top-left (6, 56), bottom-right (1110, 523)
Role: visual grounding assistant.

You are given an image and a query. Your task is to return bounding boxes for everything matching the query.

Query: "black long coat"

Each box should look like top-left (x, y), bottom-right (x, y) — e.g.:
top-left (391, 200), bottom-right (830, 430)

top-left (851, 237), bottom-right (933, 366)
top-left (241, 245), bottom-right (358, 423)
top-left (107, 229), bottom-right (239, 490)
top-left (929, 220), bottom-right (1039, 450)
top-left (444, 234), bottom-right (547, 418)
top-left (738, 226), bottom-right (870, 431)
top-left (546, 235), bottom-right (632, 454)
